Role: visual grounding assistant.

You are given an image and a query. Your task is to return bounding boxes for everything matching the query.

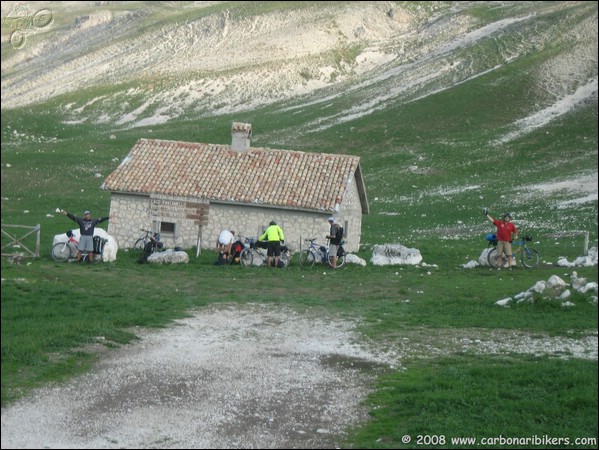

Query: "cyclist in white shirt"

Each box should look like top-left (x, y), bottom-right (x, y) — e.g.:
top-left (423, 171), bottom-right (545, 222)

top-left (216, 229), bottom-right (235, 258)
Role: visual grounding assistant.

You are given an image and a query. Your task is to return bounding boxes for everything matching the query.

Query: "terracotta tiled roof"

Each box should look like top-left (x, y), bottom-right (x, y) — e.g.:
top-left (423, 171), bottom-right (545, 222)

top-left (102, 138), bottom-right (365, 212)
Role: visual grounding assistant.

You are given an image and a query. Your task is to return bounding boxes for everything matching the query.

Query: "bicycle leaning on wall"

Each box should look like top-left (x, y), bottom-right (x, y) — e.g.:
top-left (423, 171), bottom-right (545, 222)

top-left (134, 229), bottom-right (162, 251)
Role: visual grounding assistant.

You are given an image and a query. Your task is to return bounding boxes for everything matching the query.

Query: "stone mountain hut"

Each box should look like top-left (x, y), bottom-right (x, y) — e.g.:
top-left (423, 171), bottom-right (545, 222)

top-left (101, 123), bottom-right (369, 253)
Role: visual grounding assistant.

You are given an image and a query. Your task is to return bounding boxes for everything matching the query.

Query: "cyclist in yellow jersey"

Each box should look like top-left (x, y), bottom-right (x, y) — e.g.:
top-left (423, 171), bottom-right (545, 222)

top-left (259, 220), bottom-right (285, 267)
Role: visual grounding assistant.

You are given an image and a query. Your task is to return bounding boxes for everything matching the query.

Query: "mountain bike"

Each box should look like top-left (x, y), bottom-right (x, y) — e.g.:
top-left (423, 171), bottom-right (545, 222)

top-left (298, 238), bottom-right (345, 268)
top-left (51, 230), bottom-right (107, 263)
top-left (134, 229), bottom-right (161, 251)
top-left (239, 238), bottom-right (291, 267)
top-left (485, 233), bottom-right (540, 268)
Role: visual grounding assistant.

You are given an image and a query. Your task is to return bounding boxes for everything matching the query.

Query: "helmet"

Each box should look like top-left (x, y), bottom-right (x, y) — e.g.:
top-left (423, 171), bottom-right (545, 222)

top-left (503, 212), bottom-right (512, 220)
top-left (66, 230), bottom-right (73, 237)
top-left (328, 216), bottom-right (335, 222)
top-left (269, 220), bottom-right (276, 226)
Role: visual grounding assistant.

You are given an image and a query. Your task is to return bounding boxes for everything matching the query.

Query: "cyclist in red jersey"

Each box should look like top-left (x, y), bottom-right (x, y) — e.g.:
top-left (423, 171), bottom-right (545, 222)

top-left (484, 209), bottom-right (518, 270)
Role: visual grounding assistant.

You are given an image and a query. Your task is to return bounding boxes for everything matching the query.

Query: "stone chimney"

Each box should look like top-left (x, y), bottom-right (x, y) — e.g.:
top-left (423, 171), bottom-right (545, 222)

top-left (230, 122), bottom-right (252, 152)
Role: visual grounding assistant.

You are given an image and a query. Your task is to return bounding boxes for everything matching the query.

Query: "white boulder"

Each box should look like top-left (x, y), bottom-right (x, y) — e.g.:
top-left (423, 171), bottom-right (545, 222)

top-left (547, 275), bottom-right (566, 289)
top-left (371, 244), bottom-right (422, 266)
top-left (557, 247), bottom-right (598, 267)
top-left (495, 298), bottom-right (512, 307)
top-left (578, 282), bottom-right (598, 294)
top-left (559, 290), bottom-right (571, 300)
top-left (147, 250), bottom-right (189, 264)
top-left (345, 254), bottom-right (367, 266)
top-left (530, 281), bottom-right (547, 293)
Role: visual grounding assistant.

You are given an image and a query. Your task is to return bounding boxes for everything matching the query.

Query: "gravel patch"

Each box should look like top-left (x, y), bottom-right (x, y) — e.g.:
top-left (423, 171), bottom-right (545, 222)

top-left (1, 303), bottom-right (596, 449)
top-left (0, 303), bottom-right (397, 449)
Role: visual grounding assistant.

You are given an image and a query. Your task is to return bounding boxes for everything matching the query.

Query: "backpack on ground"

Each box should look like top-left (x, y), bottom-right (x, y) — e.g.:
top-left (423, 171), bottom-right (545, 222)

top-left (214, 252), bottom-right (228, 266)
top-left (230, 240), bottom-right (244, 264)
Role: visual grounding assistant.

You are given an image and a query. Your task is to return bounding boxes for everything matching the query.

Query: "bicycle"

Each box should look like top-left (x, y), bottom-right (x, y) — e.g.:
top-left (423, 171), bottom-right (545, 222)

top-left (239, 237), bottom-right (291, 268)
top-left (134, 229), bottom-right (161, 251)
top-left (4, 5), bottom-right (53, 49)
top-left (485, 233), bottom-right (540, 269)
top-left (298, 238), bottom-right (346, 268)
top-left (51, 230), bottom-right (107, 263)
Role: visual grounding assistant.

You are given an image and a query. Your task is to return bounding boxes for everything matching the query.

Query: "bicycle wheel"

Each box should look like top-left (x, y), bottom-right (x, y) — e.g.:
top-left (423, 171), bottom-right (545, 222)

top-left (487, 248), bottom-right (499, 268)
top-left (253, 250), bottom-right (266, 266)
top-left (33, 9), bottom-right (54, 28)
top-left (279, 251), bottom-right (291, 268)
top-left (9, 31), bottom-right (26, 49)
top-left (51, 242), bottom-right (72, 262)
top-left (239, 248), bottom-right (253, 267)
top-left (520, 248), bottom-right (540, 268)
top-left (133, 239), bottom-right (146, 251)
top-left (326, 252), bottom-right (346, 268)
top-left (299, 250), bottom-right (316, 268)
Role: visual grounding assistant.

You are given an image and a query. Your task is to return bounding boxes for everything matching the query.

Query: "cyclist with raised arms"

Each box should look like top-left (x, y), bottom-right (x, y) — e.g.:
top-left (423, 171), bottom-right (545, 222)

top-left (484, 208), bottom-right (518, 270)
top-left (60, 209), bottom-right (110, 263)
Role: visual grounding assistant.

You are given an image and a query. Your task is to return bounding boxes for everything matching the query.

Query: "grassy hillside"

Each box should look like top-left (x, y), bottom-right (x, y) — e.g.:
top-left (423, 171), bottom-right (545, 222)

top-left (2, 1), bottom-right (597, 245)
top-left (1, 1), bottom-right (597, 447)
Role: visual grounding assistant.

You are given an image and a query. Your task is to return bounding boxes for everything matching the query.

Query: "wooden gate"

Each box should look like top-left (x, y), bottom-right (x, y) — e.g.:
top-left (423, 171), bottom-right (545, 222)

top-left (1, 224), bottom-right (41, 259)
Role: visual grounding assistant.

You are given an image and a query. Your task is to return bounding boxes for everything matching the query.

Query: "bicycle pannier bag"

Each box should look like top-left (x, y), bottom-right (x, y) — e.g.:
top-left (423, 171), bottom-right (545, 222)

top-left (485, 233), bottom-right (497, 245)
top-left (93, 236), bottom-right (106, 254)
top-left (143, 241), bottom-right (154, 254)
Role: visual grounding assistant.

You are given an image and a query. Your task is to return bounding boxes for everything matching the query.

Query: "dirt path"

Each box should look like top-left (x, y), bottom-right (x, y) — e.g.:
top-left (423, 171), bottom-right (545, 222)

top-left (2, 303), bottom-right (596, 449)
top-left (0, 304), bottom-right (396, 449)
